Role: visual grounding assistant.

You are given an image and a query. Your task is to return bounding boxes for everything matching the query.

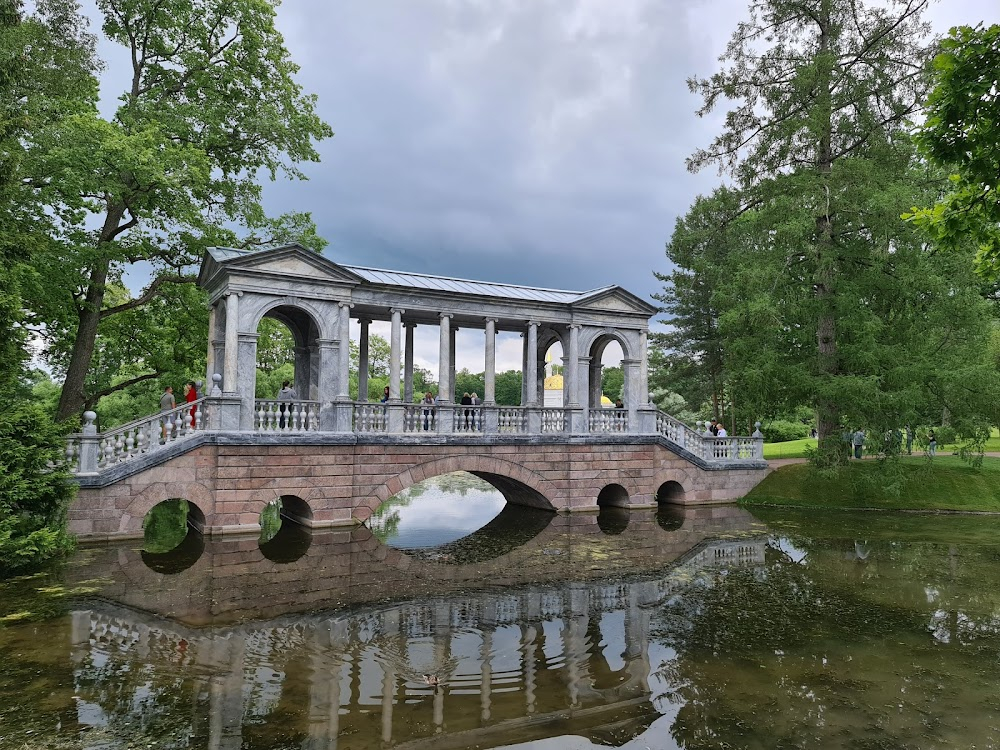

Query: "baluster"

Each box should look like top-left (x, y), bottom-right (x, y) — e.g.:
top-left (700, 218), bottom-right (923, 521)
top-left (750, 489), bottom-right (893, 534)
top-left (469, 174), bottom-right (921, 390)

top-left (125, 428), bottom-right (135, 458)
top-left (65, 440), bottom-right (77, 471)
top-left (103, 437), bottom-right (115, 466)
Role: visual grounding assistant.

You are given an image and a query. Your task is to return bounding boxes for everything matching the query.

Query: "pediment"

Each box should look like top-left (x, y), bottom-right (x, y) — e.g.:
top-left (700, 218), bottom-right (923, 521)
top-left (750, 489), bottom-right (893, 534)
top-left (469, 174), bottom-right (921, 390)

top-left (572, 286), bottom-right (657, 316)
top-left (199, 244), bottom-right (364, 289)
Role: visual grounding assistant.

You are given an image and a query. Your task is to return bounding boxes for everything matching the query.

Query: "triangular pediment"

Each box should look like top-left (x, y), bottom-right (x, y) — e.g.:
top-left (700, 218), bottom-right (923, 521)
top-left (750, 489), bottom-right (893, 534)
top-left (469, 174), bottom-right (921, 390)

top-left (572, 286), bottom-right (657, 316)
top-left (198, 244), bottom-right (364, 289)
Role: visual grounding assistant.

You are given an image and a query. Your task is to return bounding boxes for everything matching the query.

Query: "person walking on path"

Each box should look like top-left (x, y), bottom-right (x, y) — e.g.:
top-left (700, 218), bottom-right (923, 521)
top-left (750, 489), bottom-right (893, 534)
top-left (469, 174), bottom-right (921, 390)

top-left (852, 429), bottom-right (865, 459)
top-left (929, 429), bottom-right (937, 457)
top-left (159, 385), bottom-right (176, 441)
top-left (905, 425), bottom-right (913, 455)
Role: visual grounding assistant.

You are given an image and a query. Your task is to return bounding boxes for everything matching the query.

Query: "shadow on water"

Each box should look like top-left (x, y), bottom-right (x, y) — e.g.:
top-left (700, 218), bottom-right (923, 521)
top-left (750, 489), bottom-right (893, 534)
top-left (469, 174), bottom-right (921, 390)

top-left (259, 519), bottom-right (312, 563)
top-left (140, 528), bottom-right (204, 574)
top-left (656, 504), bottom-right (685, 531)
top-left (597, 506), bottom-right (630, 534)
top-left (402, 504), bottom-right (555, 564)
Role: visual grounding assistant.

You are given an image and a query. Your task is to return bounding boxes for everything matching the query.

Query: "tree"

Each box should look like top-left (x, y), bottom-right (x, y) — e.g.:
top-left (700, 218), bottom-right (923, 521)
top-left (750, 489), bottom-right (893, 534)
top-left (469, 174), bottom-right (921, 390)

top-left (20, 0), bottom-right (332, 421)
top-left (909, 24), bottom-right (1000, 277)
top-left (0, 0), bottom-right (92, 571)
top-left (661, 0), bottom-right (1000, 461)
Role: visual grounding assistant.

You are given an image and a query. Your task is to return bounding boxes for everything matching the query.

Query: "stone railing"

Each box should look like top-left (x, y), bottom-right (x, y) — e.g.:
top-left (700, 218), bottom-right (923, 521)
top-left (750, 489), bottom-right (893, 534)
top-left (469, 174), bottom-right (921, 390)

top-left (65, 398), bottom-right (207, 475)
top-left (353, 402), bottom-right (388, 433)
top-left (403, 403), bottom-right (436, 432)
top-left (653, 411), bottom-right (764, 461)
top-left (253, 399), bottom-right (320, 432)
top-left (541, 408), bottom-right (567, 433)
top-left (589, 408), bottom-right (628, 433)
top-left (497, 407), bottom-right (527, 433)
top-left (453, 405), bottom-right (483, 434)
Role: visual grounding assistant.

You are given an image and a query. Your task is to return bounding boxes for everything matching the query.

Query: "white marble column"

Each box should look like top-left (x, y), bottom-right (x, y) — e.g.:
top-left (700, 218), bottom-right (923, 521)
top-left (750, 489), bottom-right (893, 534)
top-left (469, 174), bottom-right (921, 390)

top-left (236, 332), bottom-right (259, 431)
top-left (525, 321), bottom-right (539, 406)
top-left (639, 328), bottom-right (650, 405)
top-left (223, 291), bottom-right (240, 394)
top-left (389, 308), bottom-right (403, 401)
top-left (484, 318), bottom-right (497, 404)
top-left (449, 325), bottom-right (457, 402)
top-left (567, 324), bottom-right (581, 406)
top-left (336, 302), bottom-right (352, 400)
top-left (438, 314), bottom-right (452, 402)
top-left (404, 323), bottom-right (416, 403)
top-left (521, 334), bottom-right (528, 405)
top-left (206, 303), bottom-right (217, 385)
top-left (358, 319), bottom-right (371, 402)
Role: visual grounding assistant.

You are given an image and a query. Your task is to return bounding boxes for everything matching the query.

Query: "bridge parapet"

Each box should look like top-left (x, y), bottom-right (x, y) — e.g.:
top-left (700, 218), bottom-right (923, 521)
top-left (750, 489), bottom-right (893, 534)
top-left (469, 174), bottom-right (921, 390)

top-left (65, 399), bottom-right (763, 479)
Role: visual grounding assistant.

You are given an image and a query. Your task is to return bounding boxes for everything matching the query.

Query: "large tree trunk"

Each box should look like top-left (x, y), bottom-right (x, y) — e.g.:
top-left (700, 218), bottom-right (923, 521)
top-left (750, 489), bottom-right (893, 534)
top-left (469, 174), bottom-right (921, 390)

top-left (813, 0), bottom-right (841, 455)
top-left (56, 204), bottom-right (125, 422)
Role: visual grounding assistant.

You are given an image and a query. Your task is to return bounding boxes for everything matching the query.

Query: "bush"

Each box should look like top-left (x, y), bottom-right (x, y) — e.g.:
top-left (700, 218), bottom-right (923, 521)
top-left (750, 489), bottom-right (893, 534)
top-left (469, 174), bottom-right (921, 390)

top-left (0, 402), bottom-right (76, 574)
top-left (763, 419), bottom-right (811, 443)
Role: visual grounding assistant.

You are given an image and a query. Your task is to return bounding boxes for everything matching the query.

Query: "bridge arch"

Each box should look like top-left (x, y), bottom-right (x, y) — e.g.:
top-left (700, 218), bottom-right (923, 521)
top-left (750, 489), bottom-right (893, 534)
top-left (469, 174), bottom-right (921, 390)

top-left (245, 295), bottom-right (333, 343)
top-left (357, 455), bottom-right (561, 522)
top-left (121, 481), bottom-right (216, 536)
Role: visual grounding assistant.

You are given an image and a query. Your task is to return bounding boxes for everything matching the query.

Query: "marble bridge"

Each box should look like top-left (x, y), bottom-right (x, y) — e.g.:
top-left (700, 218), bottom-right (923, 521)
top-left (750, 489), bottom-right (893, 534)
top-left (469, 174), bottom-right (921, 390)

top-left (65, 244), bottom-right (767, 540)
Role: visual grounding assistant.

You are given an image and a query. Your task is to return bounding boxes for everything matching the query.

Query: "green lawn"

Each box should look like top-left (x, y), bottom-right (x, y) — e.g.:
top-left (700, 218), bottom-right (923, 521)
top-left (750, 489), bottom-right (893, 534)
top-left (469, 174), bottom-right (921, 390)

top-left (762, 430), bottom-right (1000, 459)
top-left (744, 455), bottom-right (1000, 512)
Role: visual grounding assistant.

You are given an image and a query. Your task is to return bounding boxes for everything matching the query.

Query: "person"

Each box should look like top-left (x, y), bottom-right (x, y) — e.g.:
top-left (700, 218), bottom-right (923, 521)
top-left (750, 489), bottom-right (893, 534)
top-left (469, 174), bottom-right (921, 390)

top-left (717, 424), bottom-right (728, 438)
top-left (461, 392), bottom-right (473, 429)
top-left (277, 380), bottom-right (297, 429)
top-left (183, 381), bottom-right (198, 428)
top-left (928, 429), bottom-right (937, 457)
top-left (615, 398), bottom-right (624, 410)
top-left (810, 427), bottom-right (817, 439)
top-left (905, 425), bottom-right (913, 455)
top-left (470, 392), bottom-right (482, 429)
top-left (380, 386), bottom-right (391, 403)
top-left (852, 428), bottom-right (865, 459)
top-left (709, 418), bottom-right (719, 436)
top-left (422, 391), bottom-right (436, 430)
top-left (159, 385), bottom-right (175, 441)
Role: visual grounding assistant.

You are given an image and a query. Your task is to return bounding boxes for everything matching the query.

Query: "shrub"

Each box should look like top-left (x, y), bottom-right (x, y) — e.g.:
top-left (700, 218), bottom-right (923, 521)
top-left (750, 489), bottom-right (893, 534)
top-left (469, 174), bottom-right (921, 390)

top-left (763, 419), bottom-right (811, 443)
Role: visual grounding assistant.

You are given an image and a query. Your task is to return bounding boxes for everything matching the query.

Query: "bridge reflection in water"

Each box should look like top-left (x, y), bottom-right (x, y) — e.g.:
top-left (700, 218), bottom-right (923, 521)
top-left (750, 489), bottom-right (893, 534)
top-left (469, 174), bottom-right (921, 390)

top-left (68, 507), bottom-right (766, 749)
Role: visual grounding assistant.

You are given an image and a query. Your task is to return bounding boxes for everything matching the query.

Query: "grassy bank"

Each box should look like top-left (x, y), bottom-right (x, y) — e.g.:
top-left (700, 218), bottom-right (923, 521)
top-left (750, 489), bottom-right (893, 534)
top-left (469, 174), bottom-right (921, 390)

top-left (744, 456), bottom-right (1000, 512)
top-left (762, 430), bottom-right (1000, 459)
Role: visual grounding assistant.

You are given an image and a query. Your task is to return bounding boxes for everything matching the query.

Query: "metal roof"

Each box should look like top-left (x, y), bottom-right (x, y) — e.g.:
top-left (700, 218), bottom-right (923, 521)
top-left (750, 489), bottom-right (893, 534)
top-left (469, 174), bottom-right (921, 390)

top-left (343, 264), bottom-right (607, 304)
top-left (207, 245), bottom-right (618, 305)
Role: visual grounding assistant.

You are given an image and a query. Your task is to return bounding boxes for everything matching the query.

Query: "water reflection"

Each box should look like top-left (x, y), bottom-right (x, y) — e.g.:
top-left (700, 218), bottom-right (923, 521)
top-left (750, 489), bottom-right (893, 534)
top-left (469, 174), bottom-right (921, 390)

top-left (5, 508), bottom-right (1000, 748)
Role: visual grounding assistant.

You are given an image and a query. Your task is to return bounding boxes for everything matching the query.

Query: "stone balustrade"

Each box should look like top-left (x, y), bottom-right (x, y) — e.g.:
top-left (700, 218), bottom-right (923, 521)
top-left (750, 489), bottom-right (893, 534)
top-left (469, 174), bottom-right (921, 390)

top-left (66, 398), bottom-right (207, 475)
top-left (253, 399), bottom-right (320, 432)
top-left (64, 398), bottom-right (764, 477)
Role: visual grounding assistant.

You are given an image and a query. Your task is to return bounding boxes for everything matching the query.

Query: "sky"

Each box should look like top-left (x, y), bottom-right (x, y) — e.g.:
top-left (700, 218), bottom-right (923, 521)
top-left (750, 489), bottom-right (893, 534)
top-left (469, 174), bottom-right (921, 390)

top-left (84, 0), bottom-right (995, 375)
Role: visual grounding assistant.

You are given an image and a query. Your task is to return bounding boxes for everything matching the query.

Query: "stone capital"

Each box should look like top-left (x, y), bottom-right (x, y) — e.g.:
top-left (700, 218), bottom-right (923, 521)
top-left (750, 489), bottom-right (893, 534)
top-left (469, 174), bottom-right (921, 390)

top-left (357, 317), bottom-right (372, 326)
top-left (439, 312), bottom-right (453, 320)
top-left (389, 307), bottom-right (405, 316)
top-left (224, 290), bottom-right (243, 298)
top-left (338, 301), bottom-right (354, 310)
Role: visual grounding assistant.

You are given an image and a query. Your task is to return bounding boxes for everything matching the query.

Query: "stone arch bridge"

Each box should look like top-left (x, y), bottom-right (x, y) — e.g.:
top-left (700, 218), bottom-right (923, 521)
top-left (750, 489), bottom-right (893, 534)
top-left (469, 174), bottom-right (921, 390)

top-left (65, 244), bottom-right (767, 539)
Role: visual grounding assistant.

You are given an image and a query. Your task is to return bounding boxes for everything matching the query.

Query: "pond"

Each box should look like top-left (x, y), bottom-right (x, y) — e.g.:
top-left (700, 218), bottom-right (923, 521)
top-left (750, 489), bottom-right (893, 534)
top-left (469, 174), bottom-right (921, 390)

top-left (1, 473), bottom-right (999, 749)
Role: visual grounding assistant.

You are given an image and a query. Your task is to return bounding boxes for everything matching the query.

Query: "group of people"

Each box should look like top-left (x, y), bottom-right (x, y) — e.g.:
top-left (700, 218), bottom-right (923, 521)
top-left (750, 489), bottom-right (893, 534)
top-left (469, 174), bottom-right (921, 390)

top-left (708, 418), bottom-right (728, 438)
top-left (159, 381), bottom-right (200, 438)
top-left (847, 425), bottom-right (937, 459)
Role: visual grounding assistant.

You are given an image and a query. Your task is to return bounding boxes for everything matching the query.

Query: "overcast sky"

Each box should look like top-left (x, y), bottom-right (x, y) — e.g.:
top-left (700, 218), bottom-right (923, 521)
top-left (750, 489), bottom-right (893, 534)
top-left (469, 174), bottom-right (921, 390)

top-left (85, 0), bottom-right (995, 375)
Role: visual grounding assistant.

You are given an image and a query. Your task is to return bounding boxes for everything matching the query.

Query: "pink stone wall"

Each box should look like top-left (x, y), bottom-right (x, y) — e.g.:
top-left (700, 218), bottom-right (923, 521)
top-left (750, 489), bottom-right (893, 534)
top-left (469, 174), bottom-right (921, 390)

top-left (69, 442), bottom-right (769, 539)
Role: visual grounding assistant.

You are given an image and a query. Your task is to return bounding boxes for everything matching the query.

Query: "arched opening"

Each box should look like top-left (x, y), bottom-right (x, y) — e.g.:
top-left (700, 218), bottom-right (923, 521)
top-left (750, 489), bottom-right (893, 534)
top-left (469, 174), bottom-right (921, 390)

top-left (367, 471), bottom-right (553, 562)
top-left (588, 335), bottom-right (627, 411)
top-left (259, 495), bottom-right (313, 563)
top-left (254, 305), bottom-right (320, 430)
top-left (597, 506), bottom-right (630, 535)
top-left (656, 481), bottom-right (686, 505)
top-left (597, 483), bottom-right (629, 509)
top-left (540, 336), bottom-right (564, 407)
top-left (141, 499), bottom-right (205, 574)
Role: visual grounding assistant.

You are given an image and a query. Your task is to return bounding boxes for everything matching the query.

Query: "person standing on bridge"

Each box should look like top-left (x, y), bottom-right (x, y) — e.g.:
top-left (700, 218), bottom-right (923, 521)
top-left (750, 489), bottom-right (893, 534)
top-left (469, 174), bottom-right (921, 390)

top-left (183, 381), bottom-right (198, 428)
top-left (159, 385), bottom-right (175, 441)
top-left (277, 380), bottom-right (297, 428)
top-left (422, 391), bottom-right (436, 430)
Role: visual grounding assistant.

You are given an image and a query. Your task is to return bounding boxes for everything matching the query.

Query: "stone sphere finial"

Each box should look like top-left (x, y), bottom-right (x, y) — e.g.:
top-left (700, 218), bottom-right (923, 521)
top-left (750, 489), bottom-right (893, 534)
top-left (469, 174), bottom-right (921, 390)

top-left (212, 373), bottom-right (222, 384)
top-left (210, 372), bottom-right (223, 396)
top-left (83, 411), bottom-right (97, 425)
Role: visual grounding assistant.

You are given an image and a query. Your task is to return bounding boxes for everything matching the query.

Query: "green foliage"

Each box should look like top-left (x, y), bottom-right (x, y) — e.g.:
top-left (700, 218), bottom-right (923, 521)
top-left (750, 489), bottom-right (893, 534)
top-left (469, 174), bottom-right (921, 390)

top-left (494, 370), bottom-right (523, 406)
top-left (0, 402), bottom-right (75, 574)
top-left (16, 0), bottom-right (333, 420)
top-left (600, 366), bottom-right (624, 403)
top-left (657, 0), bottom-right (1000, 465)
top-left (909, 24), bottom-right (1000, 277)
top-left (142, 499), bottom-right (189, 554)
top-left (762, 419), bottom-right (810, 444)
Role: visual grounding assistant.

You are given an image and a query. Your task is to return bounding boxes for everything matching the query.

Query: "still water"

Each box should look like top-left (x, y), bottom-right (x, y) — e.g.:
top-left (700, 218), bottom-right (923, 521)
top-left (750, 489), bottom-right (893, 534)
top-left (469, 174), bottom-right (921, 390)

top-left (2, 472), bottom-right (999, 749)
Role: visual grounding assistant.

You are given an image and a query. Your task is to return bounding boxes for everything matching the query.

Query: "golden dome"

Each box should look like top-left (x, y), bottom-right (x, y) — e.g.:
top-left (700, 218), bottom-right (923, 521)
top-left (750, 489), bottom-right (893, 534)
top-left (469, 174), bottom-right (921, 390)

top-left (544, 374), bottom-right (564, 390)
top-left (600, 395), bottom-right (613, 406)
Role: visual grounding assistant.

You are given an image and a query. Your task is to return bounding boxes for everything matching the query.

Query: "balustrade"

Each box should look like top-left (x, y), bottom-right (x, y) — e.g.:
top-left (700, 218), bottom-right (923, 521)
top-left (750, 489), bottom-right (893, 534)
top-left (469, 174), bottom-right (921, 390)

top-left (253, 399), bottom-right (319, 432)
top-left (65, 398), bottom-right (763, 477)
top-left (588, 408), bottom-right (628, 434)
top-left (353, 403), bottom-right (388, 433)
